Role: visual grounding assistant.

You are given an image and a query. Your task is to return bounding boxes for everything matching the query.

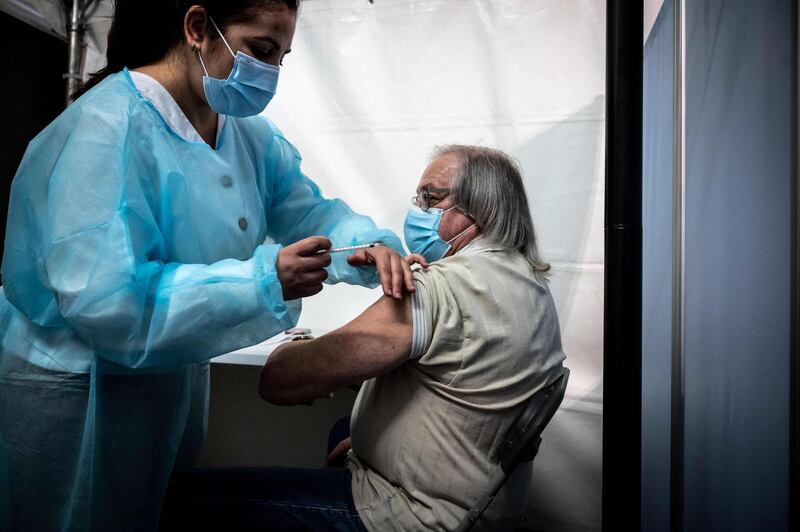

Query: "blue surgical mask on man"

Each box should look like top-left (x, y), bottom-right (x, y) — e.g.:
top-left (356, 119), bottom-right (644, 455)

top-left (197, 18), bottom-right (280, 117)
top-left (403, 206), bottom-right (476, 262)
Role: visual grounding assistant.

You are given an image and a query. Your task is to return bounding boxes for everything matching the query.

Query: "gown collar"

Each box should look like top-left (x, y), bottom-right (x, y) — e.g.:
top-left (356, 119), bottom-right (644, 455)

top-left (128, 70), bottom-right (225, 145)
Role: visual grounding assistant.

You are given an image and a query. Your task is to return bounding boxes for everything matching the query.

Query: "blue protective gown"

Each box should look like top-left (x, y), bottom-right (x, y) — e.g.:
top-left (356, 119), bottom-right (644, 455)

top-left (0, 68), bottom-right (403, 531)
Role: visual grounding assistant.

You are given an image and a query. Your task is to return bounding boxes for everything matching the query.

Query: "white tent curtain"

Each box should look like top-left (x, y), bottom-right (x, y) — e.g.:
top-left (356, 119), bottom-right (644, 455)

top-left (1, 1), bottom-right (605, 529)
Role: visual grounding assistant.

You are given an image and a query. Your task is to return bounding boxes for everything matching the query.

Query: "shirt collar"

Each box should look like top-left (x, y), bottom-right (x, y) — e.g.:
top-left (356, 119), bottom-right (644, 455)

top-left (455, 236), bottom-right (506, 256)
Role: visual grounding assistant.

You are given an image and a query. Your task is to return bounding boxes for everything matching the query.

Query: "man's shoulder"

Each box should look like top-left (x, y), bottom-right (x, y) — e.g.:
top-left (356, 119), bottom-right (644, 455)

top-left (410, 256), bottom-right (491, 312)
top-left (411, 257), bottom-right (467, 288)
top-left (413, 251), bottom-right (520, 282)
top-left (412, 252), bottom-right (544, 307)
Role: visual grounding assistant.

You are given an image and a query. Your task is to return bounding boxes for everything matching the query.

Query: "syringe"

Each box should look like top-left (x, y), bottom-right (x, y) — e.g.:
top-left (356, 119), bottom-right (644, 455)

top-left (317, 241), bottom-right (386, 254)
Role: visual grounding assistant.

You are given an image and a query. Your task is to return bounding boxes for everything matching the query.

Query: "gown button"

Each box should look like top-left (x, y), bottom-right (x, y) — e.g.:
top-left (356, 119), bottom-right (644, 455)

top-left (238, 217), bottom-right (248, 231)
top-left (221, 175), bottom-right (233, 188)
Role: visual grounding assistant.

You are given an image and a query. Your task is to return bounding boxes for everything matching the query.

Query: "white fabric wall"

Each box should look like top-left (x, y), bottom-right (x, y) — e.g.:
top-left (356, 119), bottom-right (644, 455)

top-left (266, 2), bottom-right (604, 529)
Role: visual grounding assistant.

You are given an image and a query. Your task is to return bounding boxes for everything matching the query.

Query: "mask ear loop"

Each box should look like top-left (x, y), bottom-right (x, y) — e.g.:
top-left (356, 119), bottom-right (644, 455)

top-left (195, 15), bottom-right (236, 77)
top-left (208, 17), bottom-right (236, 58)
top-left (446, 222), bottom-right (477, 244)
top-left (195, 44), bottom-right (210, 77)
top-left (441, 206), bottom-right (478, 244)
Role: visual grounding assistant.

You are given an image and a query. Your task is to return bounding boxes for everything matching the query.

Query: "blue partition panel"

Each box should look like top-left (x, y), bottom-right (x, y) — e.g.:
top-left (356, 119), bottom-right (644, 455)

top-left (642, 2), bottom-right (674, 531)
top-left (683, 1), bottom-right (791, 530)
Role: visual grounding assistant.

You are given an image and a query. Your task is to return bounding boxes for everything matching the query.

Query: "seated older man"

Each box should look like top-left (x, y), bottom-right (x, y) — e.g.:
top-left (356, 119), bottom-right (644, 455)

top-left (162, 146), bottom-right (565, 532)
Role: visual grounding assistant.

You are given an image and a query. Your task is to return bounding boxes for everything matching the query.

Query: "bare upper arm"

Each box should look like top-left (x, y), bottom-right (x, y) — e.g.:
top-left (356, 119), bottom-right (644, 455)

top-left (314, 293), bottom-right (413, 382)
top-left (259, 294), bottom-right (413, 404)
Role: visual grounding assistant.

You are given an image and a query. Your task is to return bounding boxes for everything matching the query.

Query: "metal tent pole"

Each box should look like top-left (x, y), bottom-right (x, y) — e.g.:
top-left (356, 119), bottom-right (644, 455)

top-left (65, 0), bottom-right (85, 105)
top-left (790, 1), bottom-right (799, 529)
top-left (603, 1), bottom-right (643, 530)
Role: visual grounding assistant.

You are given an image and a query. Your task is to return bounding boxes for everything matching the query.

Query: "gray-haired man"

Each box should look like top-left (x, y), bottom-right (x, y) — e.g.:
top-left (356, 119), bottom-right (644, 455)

top-left (168, 146), bottom-right (566, 532)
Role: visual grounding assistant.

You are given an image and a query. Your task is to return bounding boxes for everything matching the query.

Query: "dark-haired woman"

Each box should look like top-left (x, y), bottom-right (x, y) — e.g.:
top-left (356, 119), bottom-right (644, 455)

top-left (0, 1), bottom-right (413, 530)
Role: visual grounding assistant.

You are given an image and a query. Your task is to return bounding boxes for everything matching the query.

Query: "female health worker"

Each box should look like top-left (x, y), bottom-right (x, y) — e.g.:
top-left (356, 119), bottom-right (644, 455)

top-left (0, 1), bottom-right (416, 530)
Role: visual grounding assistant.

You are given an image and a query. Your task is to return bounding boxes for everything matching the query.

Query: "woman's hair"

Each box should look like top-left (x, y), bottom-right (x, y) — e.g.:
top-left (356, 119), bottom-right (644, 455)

top-left (435, 144), bottom-right (551, 272)
top-left (72, 0), bottom-right (299, 100)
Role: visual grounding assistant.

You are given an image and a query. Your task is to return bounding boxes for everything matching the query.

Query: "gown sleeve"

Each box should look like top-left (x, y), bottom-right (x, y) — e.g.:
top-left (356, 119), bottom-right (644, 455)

top-left (7, 100), bottom-right (300, 369)
top-left (260, 122), bottom-right (406, 287)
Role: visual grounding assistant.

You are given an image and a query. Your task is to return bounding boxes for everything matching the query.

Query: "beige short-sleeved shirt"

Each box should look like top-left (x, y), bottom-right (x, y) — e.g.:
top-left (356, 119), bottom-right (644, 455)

top-left (346, 239), bottom-right (566, 531)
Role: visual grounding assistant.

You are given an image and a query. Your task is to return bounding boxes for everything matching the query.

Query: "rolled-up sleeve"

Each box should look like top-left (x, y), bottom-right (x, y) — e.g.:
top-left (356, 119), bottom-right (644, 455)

top-left (410, 276), bottom-right (432, 360)
top-left (409, 269), bottom-right (440, 360)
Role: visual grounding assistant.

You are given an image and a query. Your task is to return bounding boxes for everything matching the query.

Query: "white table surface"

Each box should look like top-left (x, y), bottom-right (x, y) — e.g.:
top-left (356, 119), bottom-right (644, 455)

top-left (211, 329), bottom-right (325, 366)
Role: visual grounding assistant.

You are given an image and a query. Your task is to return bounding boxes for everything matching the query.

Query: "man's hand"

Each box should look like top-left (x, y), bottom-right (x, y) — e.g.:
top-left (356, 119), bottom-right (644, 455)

top-left (347, 247), bottom-right (428, 299)
top-left (276, 237), bottom-right (332, 300)
top-left (326, 437), bottom-right (352, 466)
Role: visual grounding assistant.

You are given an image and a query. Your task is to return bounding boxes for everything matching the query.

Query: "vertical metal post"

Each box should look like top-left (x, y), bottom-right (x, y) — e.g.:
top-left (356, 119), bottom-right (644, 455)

top-left (603, 1), bottom-right (643, 530)
top-left (791, 1), bottom-right (799, 530)
top-left (65, 0), bottom-right (85, 105)
top-left (670, 0), bottom-right (686, 530)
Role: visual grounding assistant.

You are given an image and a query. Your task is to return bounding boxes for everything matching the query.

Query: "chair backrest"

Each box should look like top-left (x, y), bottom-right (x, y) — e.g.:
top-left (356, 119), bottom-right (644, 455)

top-left (496, 367), bottom-right (570, 473)
top-left (454, 367), bottom-right (570, 532)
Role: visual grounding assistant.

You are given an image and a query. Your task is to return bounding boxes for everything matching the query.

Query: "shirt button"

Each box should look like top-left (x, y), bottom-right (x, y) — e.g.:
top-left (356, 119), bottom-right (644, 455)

top-left (238, 217), bottom-right (248, 231)
top-left (221, 175), bottom-right (233, 188)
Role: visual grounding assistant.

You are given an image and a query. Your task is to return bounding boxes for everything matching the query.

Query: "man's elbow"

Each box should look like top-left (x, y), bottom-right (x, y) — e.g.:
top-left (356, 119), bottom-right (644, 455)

top-left (259, 362), bottom-right (316, 406)
top-left (259, 364), bottom-right (292, 405)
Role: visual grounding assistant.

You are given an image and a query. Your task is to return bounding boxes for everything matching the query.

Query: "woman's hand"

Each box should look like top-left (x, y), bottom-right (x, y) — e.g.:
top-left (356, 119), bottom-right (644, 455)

top-left (347, 247), bottom-right (428, 299)
top-left (276, 237), bottom-right (332, 300)
top-left (326, 437), bottom-right (352, 466)
top-left (405, 253), bottom-right (429, 269)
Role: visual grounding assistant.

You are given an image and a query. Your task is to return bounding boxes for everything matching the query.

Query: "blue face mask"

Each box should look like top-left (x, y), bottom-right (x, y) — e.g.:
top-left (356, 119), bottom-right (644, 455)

top-left (403, 206), bottom-right (475, 262)
top-left (197, 18), bottom-right (280, 117)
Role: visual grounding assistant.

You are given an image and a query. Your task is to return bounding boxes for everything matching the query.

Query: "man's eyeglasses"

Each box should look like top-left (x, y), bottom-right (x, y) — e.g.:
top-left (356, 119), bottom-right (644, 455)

top-left (412, 187), bottom-right (451, 212)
